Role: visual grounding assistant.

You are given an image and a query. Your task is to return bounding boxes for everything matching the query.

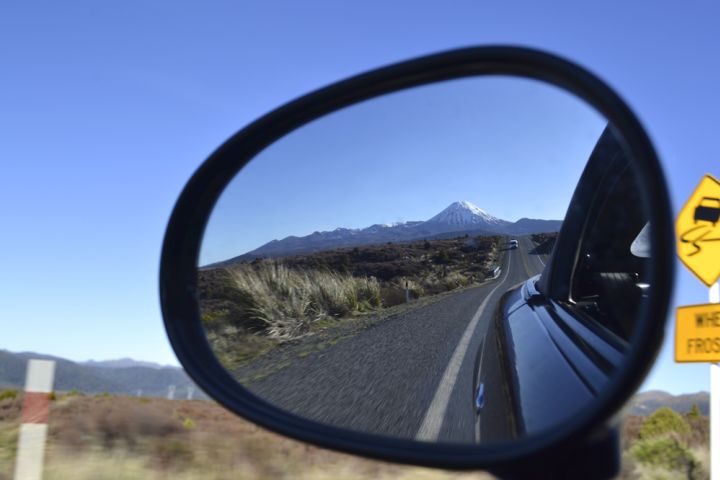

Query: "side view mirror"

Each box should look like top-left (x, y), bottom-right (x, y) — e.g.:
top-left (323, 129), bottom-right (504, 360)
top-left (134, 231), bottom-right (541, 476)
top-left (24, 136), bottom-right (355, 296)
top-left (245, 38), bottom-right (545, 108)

top-left (160, 47), bottom-right (674, 478)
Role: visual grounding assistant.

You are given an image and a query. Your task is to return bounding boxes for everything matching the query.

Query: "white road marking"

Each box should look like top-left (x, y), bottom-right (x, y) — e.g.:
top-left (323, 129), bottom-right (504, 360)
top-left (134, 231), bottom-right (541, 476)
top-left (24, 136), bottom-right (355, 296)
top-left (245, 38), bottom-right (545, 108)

top-left (526, 237), bottom-right (546, 268)
top-left (537, 251), bottom-right (546, 267)
top-left (415, 251), bottom-right (512, 442)
top-left (474, 336), bottom-right (487, 443)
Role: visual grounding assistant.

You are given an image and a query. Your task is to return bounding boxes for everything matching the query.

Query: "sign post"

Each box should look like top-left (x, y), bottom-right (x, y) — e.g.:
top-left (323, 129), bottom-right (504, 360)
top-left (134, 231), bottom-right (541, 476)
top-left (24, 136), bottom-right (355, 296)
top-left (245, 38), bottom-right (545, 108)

top-left (712, 283), bottom-right (719, 480)
top-left (675, 174), bottom-right (720, 480)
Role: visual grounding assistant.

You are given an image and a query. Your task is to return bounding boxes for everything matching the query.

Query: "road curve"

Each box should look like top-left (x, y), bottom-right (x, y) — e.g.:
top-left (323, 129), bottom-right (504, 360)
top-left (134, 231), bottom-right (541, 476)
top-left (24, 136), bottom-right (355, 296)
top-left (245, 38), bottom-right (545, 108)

top-left (239, 236), bottom-right (545, 443)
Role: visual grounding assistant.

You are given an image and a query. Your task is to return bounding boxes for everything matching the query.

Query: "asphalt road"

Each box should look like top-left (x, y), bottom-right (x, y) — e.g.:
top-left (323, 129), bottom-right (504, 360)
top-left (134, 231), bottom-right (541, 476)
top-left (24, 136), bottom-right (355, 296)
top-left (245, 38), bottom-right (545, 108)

top-left (244, 236), bottom-right (548, 444)
top-left (472, 235), bottom-right (547, 443)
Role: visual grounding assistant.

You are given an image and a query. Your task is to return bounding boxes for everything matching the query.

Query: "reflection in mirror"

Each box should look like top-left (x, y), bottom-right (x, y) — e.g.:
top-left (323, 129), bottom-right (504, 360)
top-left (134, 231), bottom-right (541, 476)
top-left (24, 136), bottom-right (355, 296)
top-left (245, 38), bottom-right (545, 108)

top-left (197, 76), bottom-right (650, 444)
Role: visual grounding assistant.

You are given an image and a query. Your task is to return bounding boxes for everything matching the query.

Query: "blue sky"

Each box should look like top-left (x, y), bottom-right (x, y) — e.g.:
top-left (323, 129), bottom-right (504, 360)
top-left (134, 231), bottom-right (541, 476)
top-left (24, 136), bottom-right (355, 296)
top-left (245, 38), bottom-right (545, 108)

top-left (2, 1), bottom-right (719, 395)
top-left (201, 76), bottom-right (606, 264)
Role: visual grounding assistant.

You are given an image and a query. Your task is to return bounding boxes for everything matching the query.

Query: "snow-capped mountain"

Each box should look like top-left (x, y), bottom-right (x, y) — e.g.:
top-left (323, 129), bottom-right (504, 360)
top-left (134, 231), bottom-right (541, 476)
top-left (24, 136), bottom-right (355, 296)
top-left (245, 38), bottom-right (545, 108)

top-left (209, 201), bottom-right (561, 266)
top-left (424, 201), bottom-right (511, 232)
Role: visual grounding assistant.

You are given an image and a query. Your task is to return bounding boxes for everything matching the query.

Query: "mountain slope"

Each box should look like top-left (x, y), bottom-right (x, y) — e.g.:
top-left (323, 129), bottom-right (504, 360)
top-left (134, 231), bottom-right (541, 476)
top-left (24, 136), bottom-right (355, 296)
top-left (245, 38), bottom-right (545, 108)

top-left (424, 201), bottom-right (510, 232)
top-left (627, 390), bottom-right (709, 416)
top-left (0, 350), bottom-right (206, 399)
top-left (211, 200), bottom-right (562, 266)
top-left (503, 218), bottom-right (563, 235)
top-left (82, 358), bottom-right (169, 369)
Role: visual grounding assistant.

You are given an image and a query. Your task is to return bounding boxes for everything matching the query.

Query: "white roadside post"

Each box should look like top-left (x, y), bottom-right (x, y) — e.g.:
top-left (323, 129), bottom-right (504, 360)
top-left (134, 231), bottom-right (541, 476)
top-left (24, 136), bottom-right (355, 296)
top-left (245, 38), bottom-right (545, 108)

top-left (14, 359), bottom-right (56, 480)
top-left (712, 282), bottom-right (720, 480)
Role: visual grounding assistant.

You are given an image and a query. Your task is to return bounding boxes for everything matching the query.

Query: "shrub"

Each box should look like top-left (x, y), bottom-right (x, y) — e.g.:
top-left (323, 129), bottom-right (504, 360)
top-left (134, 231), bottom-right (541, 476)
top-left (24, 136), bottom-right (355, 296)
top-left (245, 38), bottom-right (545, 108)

top-left (150, 438), bottom-right (194, 470)
top-left (686, 415), bottom-right (710, 447)
top-left (622, 415), bottom-right (644, 449)
top-left (432, 249), bottom-right (451, 264)
top-left (441, 272), bottom-right (469, 290)
top-left (50, 397), bottom-right (184, 452)
top-left (630, 437), bottom-right (699, 473)
top-left (0, 390), bottom-right (23, 422)
top-left (640, 407), bottom-right (690, 439)
top-left (0, 389), bottom-right (18, 401)
top-left (688, 403), bottom-right (702, 419)
top-left (380, 286), bottom-right (407, 307)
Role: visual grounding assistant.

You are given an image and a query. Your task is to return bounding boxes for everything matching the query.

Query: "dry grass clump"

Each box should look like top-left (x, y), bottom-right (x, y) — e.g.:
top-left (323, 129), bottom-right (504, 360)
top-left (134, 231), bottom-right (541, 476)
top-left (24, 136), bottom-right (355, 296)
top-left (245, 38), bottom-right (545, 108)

top-left (0, 389), bottom-right (23, 480)
top-left (224, 262), bottom-right (382, 339)
top-left (50, 395), bottom-right (184, 451)
top-left (36, 395), bottom-right (494, 480)
top-left (0, 389), bottom-right (22, 422)
top-left (422, 271), bottom-right (474, 294)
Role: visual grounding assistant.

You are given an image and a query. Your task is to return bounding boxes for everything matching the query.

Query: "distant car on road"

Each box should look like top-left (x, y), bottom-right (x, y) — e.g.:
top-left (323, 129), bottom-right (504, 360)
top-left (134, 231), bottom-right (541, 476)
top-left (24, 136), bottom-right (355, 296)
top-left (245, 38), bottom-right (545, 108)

top-left (509, 239), bottom-right (518, 249)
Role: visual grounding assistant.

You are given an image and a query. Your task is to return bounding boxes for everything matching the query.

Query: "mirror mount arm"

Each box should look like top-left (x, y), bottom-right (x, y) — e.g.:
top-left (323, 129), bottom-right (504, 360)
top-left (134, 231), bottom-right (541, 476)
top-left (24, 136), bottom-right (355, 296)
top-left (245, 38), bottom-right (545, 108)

top-left (491, 424), bottom-right (619, 480)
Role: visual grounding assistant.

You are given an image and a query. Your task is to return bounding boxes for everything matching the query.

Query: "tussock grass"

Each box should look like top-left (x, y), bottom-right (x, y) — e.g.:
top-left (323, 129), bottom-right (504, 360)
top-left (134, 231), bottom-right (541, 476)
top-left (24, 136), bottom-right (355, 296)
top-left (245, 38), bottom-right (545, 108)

top-left (0, 423), bottom-right (19, 480)
top-left (224, 262), bottom-right (382, 339)
top-left (198, 236), bottom-right (502, 366)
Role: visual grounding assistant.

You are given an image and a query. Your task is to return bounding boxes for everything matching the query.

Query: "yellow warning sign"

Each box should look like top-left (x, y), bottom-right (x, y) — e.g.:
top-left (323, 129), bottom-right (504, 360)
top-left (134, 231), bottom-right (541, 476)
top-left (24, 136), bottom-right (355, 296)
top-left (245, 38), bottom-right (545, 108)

top-left (676, 174), bottom-right (720, 286)
top-left (676, 303), bottom-right (720, 362)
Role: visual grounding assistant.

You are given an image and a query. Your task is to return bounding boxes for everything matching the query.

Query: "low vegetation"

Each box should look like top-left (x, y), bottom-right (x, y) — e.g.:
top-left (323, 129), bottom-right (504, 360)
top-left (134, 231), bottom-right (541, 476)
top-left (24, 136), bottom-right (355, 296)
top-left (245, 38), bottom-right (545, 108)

top-left (622, 405), bottom-right (709, 479)
top-left (199, 235), bottom-right (501, 368)
top-left (0, 391), bottom-right (492, 480)
top-left (0, 388), bottom-right (22, 478)
top-left (0, 388), bottom-right (710, 479)
top-left (530, 232), bottom-right (557, 255)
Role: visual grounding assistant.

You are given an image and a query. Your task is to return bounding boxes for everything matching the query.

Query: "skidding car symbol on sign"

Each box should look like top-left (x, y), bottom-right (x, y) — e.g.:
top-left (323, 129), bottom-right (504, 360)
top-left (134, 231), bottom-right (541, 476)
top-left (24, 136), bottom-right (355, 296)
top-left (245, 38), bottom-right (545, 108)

top-left (694, 197), bottom-right (720, 225)
top-left (677, 174), bottom-right (720, 286)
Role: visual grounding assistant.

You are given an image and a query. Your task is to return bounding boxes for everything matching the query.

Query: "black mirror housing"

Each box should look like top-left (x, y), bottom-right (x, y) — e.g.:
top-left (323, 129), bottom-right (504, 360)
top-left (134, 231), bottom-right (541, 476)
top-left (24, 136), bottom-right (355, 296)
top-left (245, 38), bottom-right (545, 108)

top-left (159, 46), bottom-right (674, 477)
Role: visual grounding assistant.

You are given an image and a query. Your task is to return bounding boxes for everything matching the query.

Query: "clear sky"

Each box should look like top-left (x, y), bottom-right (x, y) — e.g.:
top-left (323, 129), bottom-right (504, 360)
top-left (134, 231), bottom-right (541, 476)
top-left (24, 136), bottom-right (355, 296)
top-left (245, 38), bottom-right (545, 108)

top-left (201, 76), bottom-right (606, 264)
top-left (2, 1), bottom-right (719, 395)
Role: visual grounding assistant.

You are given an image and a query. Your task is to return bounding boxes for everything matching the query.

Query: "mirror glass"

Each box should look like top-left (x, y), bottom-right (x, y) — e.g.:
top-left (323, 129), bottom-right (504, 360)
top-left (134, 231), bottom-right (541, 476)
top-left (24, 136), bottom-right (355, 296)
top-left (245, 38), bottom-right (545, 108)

top-left (197, 76), bottom-right (651, 444)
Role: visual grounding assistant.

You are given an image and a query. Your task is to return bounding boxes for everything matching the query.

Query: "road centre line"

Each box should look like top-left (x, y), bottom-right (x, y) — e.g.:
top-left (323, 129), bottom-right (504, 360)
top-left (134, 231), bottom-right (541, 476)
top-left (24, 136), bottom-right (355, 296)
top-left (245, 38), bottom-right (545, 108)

top-left (415, 250), bottom-right (512, 442)
top-left (526, 237), bottom-right (546, 268)
top-left (537, 252), bottom-right (546, 267)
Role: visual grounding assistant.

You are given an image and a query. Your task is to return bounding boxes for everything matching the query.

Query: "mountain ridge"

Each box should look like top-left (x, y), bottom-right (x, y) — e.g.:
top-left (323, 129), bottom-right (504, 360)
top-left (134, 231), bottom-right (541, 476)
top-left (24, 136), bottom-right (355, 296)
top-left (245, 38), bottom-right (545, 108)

top-left (628, 390), bottom-right (709, 416)
top-left (0, 349), bottom-right (206, 399)
top-left (0, 349), bottom-right (706, 414)
top-left (82, 358), bottom-right (171, 369)
top-left (210, 200), bottom-right (562, 267)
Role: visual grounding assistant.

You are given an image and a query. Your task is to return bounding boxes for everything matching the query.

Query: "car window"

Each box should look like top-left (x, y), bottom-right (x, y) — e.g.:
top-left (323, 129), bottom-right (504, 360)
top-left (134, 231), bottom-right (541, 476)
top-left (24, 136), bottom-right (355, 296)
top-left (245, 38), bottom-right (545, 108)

top-left (569, 163), bottom-right (649, 341)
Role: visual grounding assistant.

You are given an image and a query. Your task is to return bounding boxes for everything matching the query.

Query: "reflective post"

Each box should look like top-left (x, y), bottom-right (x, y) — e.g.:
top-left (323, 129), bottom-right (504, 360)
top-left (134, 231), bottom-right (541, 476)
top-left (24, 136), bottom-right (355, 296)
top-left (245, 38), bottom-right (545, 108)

top-left (14, 359), bottom-right (55, 480)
